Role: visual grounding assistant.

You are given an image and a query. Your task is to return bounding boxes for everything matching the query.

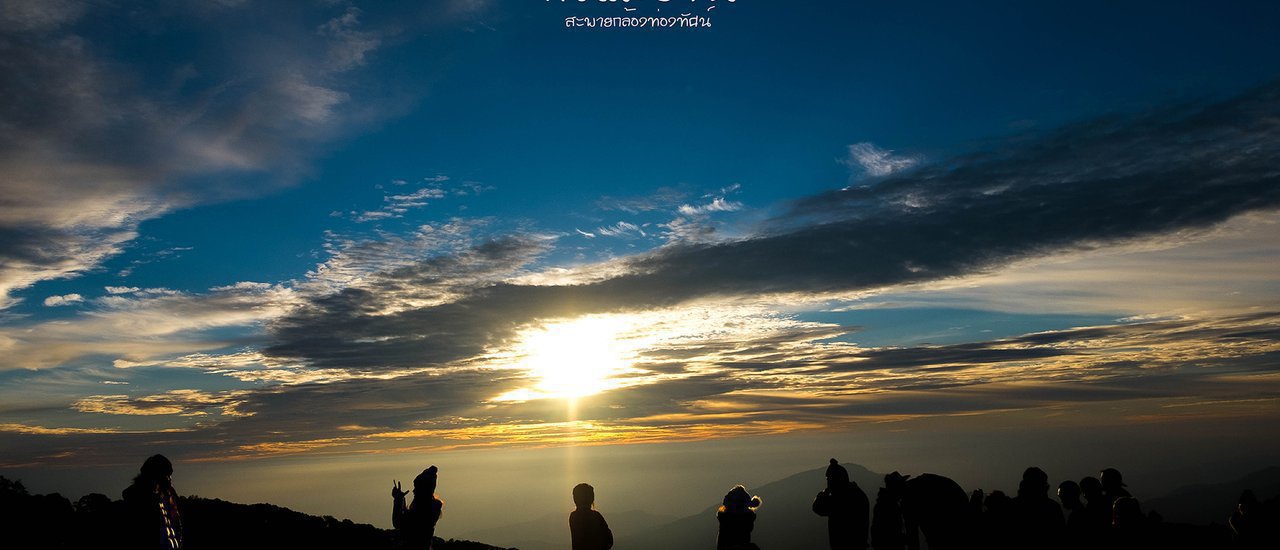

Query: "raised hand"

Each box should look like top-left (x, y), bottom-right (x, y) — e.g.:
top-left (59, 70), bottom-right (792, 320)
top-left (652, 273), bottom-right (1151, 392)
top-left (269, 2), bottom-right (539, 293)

top-left (392, 480), bottom-right (406, 500)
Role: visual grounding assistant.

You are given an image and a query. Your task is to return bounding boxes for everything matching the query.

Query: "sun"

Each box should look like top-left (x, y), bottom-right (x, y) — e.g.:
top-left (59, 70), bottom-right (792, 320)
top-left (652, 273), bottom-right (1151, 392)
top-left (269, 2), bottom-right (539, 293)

top-left (498, 315), bottom-right (637, 401)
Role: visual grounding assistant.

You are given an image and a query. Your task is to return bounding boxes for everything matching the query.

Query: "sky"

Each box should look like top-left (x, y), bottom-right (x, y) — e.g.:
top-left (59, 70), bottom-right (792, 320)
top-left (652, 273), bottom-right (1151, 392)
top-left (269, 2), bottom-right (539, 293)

top-left (2, 0), bottom-right (1279, 537)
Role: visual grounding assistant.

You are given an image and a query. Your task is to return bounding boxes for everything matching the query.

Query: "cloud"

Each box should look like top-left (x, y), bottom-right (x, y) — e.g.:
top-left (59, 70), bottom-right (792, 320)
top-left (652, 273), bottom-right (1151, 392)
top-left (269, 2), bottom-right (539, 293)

top-left (596, 221), bottom-right (647, 239)
top-left (840, 213), bottom-right (1280, 317)
top-left (355, 186), bottom-right (449, 223)
top-left (266, 235), bottom-right (556, 368)
top-left (73, 389), bottom-right (251, 417)
top-left (349, 179), bottom-right (488, 223)
top-left (634, 82), bottom-right (1280, 299)
top-left (317, 7), bottom-right (383, 71)
top-left (0, 283), bottom-right (298, 370)
top-left (0, 2), bottom-right (392, 309)
top-left (0, 0), bottom-right (85, 31)
top-left (42, 294), bottom-right (83, 307)
top-left (5, 73), bottom-right (1279, 466)
top-left (596, 187), bottom-right (689, 214)
top-left (677, 197), bottom-right (743, 216)
top-left (303, 218), bottom-right (513, 291)
top-left (4, 309), bottom-right (1278, 465)
top-left (842, 142), bottom-right (920, 177)
top-left (661, 186), bottom-right (746, 244)
top-left (256, 82), bottom-right (1280, 375)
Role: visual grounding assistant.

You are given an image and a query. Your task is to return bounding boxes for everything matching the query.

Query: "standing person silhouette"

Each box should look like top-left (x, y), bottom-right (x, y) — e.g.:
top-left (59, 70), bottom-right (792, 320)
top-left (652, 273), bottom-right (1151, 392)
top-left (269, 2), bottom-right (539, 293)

top-left (1057, 480), bottom-right (1086, 546)
top-left (1011, 467), bottom-right (1064, 549)
top-left (717, 485), bottom-right (762, 550)
top-left (569, 483), bottom-right (614, 550)
top-left (1078, 476), bottom-right (1109, 541)
top-left (392, 465), bottom-right (444, 549)
top-left (121, 454), bottom-right (183, 549)
top-left (813, 458), bottom-right (869, 549)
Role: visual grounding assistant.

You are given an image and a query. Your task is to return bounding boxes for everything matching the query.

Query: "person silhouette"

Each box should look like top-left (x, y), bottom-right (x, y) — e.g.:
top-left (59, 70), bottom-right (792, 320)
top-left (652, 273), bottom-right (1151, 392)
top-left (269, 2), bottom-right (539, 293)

top-left (1099, 468), bottom-right (1131, 505)
top-left (979, 490), bottom-right (1015, 550)
top-left (1057, 480), bottom-right (1085, 545)
top-left (813, 458), bottom-right (869, 549)
top-left (1110, 496), bottom-right (1145, 547)
top-left (121, 454), bottom-right (183, 549)
top-left (717, 485), bottom-right (762, 550)
top-left (1011, 467), bottom-right (1063, 548)
top-left (877, 471), bottom-right (971, 550)
top-left (392, 465), bottom-right (444, 549)
top-left (1077, 476), bottom-right (1109, 545)
top-left (569, 483), bottom-right (614, 550)
top-left (871, 485), bottom-right (905, 550)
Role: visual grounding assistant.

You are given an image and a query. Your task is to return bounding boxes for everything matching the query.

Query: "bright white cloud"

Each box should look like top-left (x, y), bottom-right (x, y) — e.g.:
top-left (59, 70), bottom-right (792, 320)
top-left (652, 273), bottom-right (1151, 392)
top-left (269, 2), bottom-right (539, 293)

top-left (42, 293), bottom-right (84, 307)
top-left (678, 197), bottom-right (743, 216)
top-left (596, 221), bottom-right (647, 238)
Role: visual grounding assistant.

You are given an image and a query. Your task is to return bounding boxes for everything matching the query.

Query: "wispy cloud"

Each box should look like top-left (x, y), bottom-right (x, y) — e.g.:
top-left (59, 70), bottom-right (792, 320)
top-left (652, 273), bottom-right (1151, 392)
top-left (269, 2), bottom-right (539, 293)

top-left (317, 7), bottom-right (384, 71)
top-left (350, 178), bottom-right (488, 223)
top-left (596, 187), bottom-right (689, 214)
top-left (662, 187), bottom-right (746, 244)
top-left (73, 389), bottom-right (251, 417)
top-left (596, 221), bottom-right (648, 239)
top-left (677, 197), bottom-right (743, 216)
top-left (0, 0), bottom-right (85, 32)
top-left (842, 142), bottom-right (919, 178)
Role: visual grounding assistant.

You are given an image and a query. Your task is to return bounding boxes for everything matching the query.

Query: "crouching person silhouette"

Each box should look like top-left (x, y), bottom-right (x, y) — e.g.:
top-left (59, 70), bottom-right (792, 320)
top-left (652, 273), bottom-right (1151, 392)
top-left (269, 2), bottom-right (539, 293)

top-left (393, 465), bottom-right (444, 549)
top-left (569, 483), bottom-right (614, 550)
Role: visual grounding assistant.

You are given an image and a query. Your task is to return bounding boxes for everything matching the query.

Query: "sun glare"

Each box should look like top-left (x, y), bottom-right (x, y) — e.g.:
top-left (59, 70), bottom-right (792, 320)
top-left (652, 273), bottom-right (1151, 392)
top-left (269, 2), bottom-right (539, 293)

top-left (497, 316), bottom-right (639, 401)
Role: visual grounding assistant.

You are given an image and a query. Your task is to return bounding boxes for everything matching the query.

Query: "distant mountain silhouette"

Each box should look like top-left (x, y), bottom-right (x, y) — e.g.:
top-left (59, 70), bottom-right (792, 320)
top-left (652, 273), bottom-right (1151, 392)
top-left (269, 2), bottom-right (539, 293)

top-left (0, 475), bottom-right (512, 550)
top-left (460, 508), bottom-right (676, 550)
top-left (1144, 466), bottom-right (1280, 524)
top-left (625, 462), bottom-right (883, 550)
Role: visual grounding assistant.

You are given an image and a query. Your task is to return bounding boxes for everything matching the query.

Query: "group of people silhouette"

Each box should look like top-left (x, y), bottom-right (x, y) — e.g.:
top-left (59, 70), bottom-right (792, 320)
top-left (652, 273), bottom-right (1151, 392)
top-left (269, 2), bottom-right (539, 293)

top-left (117, 454), bottom-right (1273, 550)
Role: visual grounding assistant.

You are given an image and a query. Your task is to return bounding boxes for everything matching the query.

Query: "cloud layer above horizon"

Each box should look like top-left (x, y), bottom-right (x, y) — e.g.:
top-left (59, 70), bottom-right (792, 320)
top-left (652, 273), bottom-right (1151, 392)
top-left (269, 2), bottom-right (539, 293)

top-left (1, 0), bottom-right (1278, 469)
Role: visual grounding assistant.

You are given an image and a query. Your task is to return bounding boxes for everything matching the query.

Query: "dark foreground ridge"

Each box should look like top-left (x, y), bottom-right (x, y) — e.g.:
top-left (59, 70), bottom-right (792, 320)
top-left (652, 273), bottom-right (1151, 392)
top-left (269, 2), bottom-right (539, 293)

top-left (0, 476), bottom-right (512, 550)
top-left (3, 464), bottom-right (1279, 550)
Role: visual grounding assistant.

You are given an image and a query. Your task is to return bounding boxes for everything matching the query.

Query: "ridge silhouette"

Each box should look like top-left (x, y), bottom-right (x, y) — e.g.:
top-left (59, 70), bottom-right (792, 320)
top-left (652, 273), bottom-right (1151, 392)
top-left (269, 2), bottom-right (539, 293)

top-left (2, 460), bottom-right (1278, 549)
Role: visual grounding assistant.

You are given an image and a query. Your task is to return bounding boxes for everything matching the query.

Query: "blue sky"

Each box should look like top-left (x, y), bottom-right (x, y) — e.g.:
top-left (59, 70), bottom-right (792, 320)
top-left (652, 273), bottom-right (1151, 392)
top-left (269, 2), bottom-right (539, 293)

top-left (2, 0), bottom-right (1279, 534)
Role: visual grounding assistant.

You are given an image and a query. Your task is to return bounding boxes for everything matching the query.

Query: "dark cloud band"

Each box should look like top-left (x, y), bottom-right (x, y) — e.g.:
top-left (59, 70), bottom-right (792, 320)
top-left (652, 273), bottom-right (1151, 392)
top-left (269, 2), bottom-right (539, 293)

top-left (266, 82), bottom-right (1280, 370)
